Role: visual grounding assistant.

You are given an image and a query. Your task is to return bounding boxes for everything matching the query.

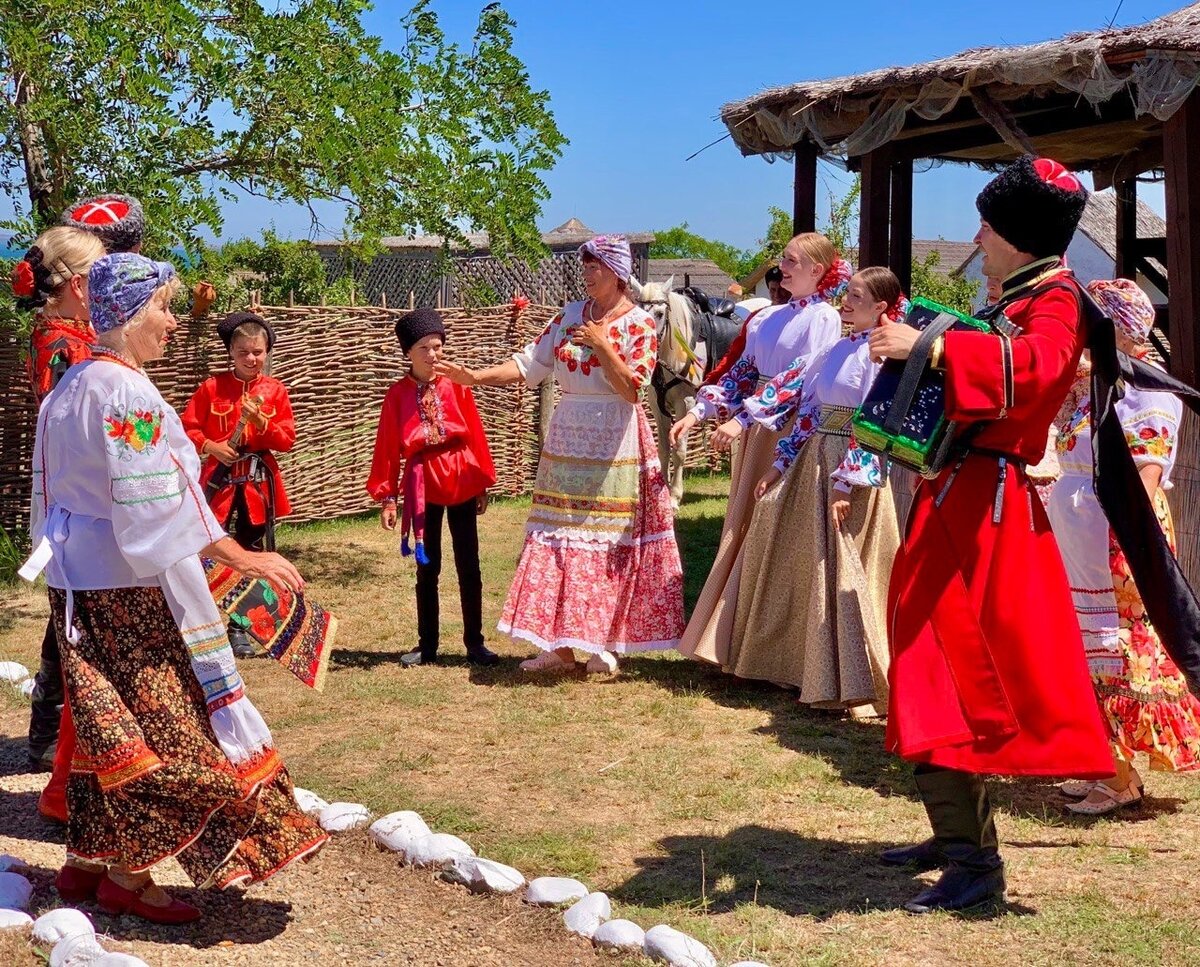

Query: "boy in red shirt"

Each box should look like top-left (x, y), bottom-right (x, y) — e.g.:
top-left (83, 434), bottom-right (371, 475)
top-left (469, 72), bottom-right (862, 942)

top-left (183, 311), bottom-right (295, 656)
top-left (367, 307), bottom-right (499, 667)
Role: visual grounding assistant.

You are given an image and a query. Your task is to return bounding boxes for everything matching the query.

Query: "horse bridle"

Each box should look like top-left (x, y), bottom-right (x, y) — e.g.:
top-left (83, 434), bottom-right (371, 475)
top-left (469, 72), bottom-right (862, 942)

top-left (638, 292), bottom-right (701, 417)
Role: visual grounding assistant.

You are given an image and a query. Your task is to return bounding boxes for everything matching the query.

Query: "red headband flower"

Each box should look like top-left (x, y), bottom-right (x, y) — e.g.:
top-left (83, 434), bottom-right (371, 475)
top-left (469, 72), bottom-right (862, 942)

top-left (11, 260), bottom-right (35, 298)
top-left (884, 293), bottom-right (911, 324)
top-left (1033, 158), bottom-right (1082, 193)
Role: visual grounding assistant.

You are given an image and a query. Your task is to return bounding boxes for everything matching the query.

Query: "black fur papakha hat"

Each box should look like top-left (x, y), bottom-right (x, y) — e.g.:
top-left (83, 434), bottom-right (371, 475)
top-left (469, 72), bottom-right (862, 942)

top-left (60, 194), bottom-right (145, 254)
top-left (394, 306), bottom-right (446, 353)
top-left (217, 310), bottom-right (276, 351)
top-left (976, 156), bottom-right (1088, 259)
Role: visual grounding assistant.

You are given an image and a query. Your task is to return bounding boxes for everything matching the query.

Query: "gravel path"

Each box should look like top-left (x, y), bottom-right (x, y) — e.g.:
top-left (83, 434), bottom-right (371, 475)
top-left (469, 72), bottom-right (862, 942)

top-left (0, 712), bottom-right (604, 966)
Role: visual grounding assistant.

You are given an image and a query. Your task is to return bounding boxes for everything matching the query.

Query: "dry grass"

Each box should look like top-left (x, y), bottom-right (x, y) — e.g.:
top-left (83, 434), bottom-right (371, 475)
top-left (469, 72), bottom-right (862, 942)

top-left (4, 474), bottom-right (1200, 966)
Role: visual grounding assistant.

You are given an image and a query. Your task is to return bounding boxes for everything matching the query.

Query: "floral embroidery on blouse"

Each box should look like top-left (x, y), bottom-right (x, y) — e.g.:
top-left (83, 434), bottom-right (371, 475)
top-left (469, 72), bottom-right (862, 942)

top-left (695, 355), bottom-right (760, 423)
top-left (103, 401), bottom-right (165, 460)
top-left (773, 394), bottom-right (821, 472)
top-left (622, 314), bottom-right (657, 390)
top-left (1126, 422), bottom-right (1174, 463)
top-left (832, 434), bottom-right (883, 488)
top-left (416, 380), bottom-right (445, 446)
top-left (743, 354), bottom-right (807, 431)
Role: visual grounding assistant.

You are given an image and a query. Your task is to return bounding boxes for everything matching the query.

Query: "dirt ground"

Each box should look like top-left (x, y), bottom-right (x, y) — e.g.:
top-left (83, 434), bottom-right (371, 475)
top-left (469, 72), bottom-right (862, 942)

top-left (0, 709), bottom-right (607, 966)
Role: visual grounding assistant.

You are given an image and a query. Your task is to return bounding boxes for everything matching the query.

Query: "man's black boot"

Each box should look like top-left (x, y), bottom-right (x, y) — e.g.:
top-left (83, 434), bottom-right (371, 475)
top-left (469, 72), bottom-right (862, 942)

top-left (902, 767), bottom-right (1005, 914)
top-left (229, 624), bottom-right (257, 658)
top-left (879, 837), bottom-right (944, 871)
top-left (465, 643), bottom-right (500, 667)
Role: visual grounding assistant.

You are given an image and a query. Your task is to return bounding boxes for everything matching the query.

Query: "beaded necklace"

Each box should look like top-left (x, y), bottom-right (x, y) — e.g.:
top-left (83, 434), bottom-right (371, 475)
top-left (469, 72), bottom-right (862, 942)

top-left (91, 344), bottom-right (143, 372)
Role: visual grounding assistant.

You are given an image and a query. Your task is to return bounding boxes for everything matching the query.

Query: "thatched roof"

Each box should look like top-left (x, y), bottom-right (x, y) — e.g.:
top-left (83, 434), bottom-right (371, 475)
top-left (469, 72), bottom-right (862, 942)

top-left (721, 3), bottom-right (1200, 170)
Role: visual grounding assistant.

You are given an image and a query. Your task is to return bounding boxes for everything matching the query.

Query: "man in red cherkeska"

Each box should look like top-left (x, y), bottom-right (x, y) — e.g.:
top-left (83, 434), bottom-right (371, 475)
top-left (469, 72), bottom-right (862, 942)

top-left (182, 311), bottom-right (296, 657)
top-left (867, 156), bottom-right (1114, 914)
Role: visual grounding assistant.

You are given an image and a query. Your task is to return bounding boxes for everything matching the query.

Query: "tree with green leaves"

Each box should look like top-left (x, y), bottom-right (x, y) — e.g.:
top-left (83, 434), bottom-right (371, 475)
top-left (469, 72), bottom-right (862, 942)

top-left (0, 0), bottom-right (565, 261)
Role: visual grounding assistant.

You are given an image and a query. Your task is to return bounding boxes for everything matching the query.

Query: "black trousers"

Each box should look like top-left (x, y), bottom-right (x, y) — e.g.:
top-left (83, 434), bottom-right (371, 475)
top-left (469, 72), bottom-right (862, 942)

top-left (416, 499), bottom-right (484, 656)
top-left (223, 485), bottom-right (267, 551)
top-left (28, 616), bottom-right (64, 761)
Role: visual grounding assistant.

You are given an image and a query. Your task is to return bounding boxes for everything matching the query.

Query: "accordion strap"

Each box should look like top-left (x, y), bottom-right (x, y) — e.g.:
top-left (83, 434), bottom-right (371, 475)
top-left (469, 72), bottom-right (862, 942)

top-left (881, 312), bottom-right (961, 438)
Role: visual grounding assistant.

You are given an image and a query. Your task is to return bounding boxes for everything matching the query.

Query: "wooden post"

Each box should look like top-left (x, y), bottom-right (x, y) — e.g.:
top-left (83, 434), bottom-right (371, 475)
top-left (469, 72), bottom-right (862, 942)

top-left (858, 146), bottom-right (892, 269)
top-left (1164, 90), bottom-right (1200, 385)
top-left (538, 382), bottom-right (555, 450)
top-left (380, 289), bottom-right (388, 309)
top-left (408, 291), bottom-right (415, 310)
top-left (1115, 177), bottom-right (1139, 280)
top-left (792, 140), bottom-right (819, 236)
top-left (889, 158), bottom-right (914, 293)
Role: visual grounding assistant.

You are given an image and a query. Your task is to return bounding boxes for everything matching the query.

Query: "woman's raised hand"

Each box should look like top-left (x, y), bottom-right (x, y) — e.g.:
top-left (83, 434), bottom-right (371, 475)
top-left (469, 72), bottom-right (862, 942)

top-left (572, 319), bottom-right (609, 353)
top-left (435, 360), bottom-right (478, 386)
top-left (669, 412), bottom-right (698, 447)
top-left (755, 467), bottom-right (782, 500)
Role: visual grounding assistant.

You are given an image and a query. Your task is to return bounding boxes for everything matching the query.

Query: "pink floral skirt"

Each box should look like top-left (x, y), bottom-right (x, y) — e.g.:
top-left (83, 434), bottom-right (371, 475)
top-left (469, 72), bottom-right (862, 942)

top-left (499, 394), bottom-right (684, 654)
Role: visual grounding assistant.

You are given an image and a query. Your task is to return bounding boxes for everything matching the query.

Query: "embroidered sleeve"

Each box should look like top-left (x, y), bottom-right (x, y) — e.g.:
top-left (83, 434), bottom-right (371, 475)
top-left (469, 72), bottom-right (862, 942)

top-left (1122, 400), bottom-right (1180, 470)
top-left (105, 381), bottom-right (225, 577)
top-left (619, 314), bottom-right (657, 390)
top-left (690, 354), bottom-right (760, 422)
top-left (772, 393), bottom-right (821, 473)
top-left (832, 432), bottom-right (884, 490)
top-left (513, 314), bottom-right (560, 388)
top-left (743, 354), bottom-right (807, 431)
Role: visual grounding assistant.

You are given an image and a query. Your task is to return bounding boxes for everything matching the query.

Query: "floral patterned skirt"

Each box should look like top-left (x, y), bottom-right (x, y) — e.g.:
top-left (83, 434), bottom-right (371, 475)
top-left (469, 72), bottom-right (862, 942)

top-left (498, 395), bottom-right (684, 653)
top-left (50, 586), bottom-right (328, 888)
top-left (1099, 492), bottom-right (1200, 771)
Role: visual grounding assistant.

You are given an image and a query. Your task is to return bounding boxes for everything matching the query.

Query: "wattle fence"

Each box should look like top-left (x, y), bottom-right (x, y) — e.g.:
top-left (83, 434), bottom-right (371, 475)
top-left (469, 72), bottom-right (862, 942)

top-left (0, 300), bottom-right (721, 539)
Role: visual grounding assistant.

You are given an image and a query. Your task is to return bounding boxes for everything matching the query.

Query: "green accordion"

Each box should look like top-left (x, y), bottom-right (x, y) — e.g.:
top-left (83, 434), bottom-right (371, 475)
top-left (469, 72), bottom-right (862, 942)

top-left (852, 297), bottom-right (991, 478)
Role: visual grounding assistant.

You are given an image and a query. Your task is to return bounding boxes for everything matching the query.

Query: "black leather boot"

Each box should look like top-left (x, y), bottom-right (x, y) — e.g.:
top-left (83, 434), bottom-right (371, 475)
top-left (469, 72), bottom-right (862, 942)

top-left (28, 619), bottom-right (63, 771)
top-left (228, 623), bottom-right (257, 659)
top-left (880, 837), bottom-right (944, 871)
top-left (465, 643), bottom-right (500, 667)
top-left (903, 767), bottom-right (1005, 914)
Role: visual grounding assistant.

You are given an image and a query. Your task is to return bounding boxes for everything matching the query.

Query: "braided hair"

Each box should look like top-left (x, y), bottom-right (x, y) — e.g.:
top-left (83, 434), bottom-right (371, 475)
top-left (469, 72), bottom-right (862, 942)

top-left (11, 227), bottom-right (106, 312)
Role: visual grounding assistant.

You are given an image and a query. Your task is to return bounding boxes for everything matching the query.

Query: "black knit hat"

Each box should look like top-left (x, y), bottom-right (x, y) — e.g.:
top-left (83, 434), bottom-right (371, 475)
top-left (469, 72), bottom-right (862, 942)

top-left (217, 310), bottom-right (276, 351)
top-left (60, 194), bottom-right (146, 254)
top-left (394, 306), bottom-right (446, 353)
top-left (976, 156), bottom-right (1088, 259)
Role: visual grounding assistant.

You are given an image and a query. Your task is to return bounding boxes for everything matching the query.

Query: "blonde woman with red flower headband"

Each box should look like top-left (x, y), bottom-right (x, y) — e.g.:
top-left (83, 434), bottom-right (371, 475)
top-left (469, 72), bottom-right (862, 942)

top-left (726, 266), bottom-right (906, 713)
top-left (11, 226), bottom-right (107, 800)
top-left (670, 232), bottom-right (848, 667)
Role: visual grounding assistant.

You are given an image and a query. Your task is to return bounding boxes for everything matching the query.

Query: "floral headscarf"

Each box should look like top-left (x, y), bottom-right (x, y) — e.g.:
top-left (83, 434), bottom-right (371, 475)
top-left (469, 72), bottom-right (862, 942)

top-left (578, 234), bottom-right (632, 283)
top-left (88, 252), bottom-right (176, 333)
top-left (1086, 278), bottom-right (1155, 345)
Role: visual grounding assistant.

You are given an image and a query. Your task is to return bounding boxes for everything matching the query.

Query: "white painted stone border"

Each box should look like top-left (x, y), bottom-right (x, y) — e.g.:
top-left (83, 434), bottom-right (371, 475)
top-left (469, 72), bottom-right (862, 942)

top-left (317, 786), bottom-right (770, 966)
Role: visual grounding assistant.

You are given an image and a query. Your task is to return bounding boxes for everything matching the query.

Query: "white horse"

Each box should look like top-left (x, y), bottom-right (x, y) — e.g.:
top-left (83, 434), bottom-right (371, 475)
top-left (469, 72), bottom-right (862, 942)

top-left (629, 276), bottom-right (700, 510)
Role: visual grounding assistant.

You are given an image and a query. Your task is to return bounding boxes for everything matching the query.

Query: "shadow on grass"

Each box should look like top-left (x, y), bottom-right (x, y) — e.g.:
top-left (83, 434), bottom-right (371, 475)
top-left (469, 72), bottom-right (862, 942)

top-left (13, 859), bottom-right (293, 947)
top-left (617, 654), bottom-right (918, 800)
top-left (613, 823), bottom-right (1033, 919)
top-left (280, 540), bottom-right (385, 586)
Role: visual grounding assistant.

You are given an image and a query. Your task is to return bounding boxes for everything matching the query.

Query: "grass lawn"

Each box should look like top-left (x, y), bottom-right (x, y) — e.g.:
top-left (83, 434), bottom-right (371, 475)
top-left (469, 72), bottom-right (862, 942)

top-left (4, 472), bottom-right (1200, 965)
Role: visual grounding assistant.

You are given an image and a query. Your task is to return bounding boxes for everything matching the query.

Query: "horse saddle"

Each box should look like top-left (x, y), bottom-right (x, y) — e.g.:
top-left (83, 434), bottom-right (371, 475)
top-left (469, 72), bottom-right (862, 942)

top-left (692, 310), bottom-right (742, 378)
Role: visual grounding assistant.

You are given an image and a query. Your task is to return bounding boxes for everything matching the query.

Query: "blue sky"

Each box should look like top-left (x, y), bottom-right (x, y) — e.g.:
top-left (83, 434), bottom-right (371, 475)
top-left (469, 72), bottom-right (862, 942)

top-left (26, 0), bottom-right (1184, 251)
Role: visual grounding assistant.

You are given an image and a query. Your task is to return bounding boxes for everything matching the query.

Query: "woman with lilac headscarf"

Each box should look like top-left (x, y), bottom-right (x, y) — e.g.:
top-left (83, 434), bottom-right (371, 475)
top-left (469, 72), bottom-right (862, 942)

top-left (1046, 278), bottom-right (1200, 815)
top-left (22, 253), bottom-right (326, 922)
top-left (438, 235), bottom-right (684, 674)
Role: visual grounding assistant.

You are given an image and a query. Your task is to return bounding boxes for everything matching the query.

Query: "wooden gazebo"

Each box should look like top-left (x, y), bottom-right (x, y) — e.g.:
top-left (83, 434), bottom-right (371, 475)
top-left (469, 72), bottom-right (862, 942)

top-left (719, 2), bottom-right (1200, 571)
top-left (721, 3), bottom-right (1200, 376)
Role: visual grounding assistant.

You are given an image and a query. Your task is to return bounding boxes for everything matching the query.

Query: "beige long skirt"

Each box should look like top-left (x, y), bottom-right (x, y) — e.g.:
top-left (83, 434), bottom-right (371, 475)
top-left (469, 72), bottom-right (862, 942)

top-left (677, 424), bottom-right (784, 666)
top-left (726, 431), bottom-right (899, 714)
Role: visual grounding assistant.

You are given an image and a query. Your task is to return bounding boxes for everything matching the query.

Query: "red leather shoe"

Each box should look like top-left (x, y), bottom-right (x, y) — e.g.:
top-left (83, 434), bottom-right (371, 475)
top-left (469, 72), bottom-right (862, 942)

top-left (96, 875), bottom-right (202, 924)
top-left (55, 864), bottom-right (104, 902)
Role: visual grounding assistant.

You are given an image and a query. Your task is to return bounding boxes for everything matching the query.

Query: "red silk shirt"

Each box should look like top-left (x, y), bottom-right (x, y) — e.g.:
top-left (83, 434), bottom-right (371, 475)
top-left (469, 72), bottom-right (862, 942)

top-left (366, 375), bottom-right (496, 508)
top-left (181, 371), bottom-right (296, 524)
top-left (885, 274), bottom-right (1114, 779)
